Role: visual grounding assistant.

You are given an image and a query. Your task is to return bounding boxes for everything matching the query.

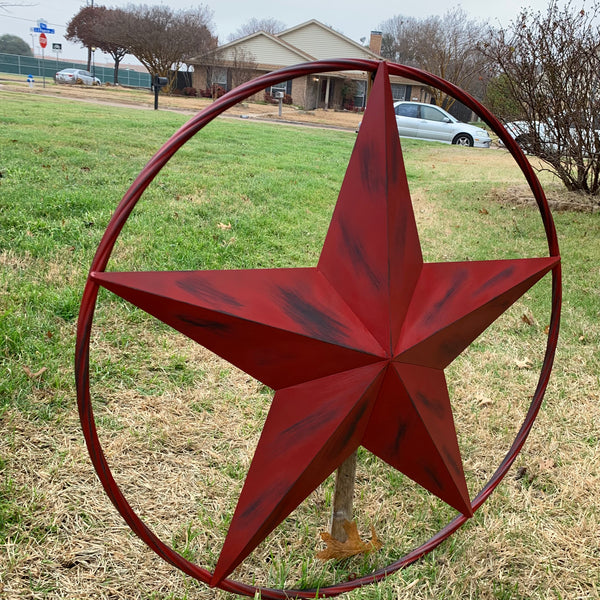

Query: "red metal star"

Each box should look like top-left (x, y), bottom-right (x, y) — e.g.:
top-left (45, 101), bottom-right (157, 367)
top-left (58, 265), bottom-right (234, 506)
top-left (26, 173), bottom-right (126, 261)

top-left (90, 63), bottom-right (558, 585)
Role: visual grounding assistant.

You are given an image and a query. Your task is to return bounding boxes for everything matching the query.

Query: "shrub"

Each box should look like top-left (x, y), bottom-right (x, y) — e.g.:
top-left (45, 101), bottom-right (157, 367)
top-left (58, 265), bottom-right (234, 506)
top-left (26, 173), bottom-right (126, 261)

top-left (264, 92), bottom-right (278, 105)
top-left (211, 84), bottom-right (226, 98)
top-left (264, 92), bottom-right (292, 105)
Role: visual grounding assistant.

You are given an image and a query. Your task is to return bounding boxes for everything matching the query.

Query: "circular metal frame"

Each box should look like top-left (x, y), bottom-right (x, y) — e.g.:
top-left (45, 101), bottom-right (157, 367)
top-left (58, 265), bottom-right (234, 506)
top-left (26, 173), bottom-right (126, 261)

top-left (75, 59), bottom-right (561, 598)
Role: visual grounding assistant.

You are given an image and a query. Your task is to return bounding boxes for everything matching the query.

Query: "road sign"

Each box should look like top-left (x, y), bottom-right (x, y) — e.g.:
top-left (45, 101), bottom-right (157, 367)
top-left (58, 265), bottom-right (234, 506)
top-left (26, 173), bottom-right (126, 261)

top-left (39, 33), bottom-right (47, 49)
top-left (32, 22), bottom-right (55, 34)
top-left (52, 43), bottom-right (62, 51)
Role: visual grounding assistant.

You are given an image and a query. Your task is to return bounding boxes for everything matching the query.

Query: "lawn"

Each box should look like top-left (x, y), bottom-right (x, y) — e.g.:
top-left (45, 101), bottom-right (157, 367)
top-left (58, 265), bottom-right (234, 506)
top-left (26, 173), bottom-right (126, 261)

top-left (0, 88), bottom-right (598, 600)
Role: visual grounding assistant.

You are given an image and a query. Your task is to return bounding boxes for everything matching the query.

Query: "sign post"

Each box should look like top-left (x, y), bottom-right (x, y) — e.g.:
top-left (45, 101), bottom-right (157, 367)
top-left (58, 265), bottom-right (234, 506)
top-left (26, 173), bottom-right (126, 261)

top-left (52, 42), bottom-right (62, 68)
top-left (39, 33), bottom-right (47, 87)
top-left (30, 20), bottom-right (55, 88)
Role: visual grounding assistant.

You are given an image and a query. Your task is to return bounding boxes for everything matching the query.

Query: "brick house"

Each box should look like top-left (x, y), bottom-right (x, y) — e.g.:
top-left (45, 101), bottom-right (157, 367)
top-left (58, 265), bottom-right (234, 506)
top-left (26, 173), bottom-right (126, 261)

top-left (189, 20), bottom-right (429, 110)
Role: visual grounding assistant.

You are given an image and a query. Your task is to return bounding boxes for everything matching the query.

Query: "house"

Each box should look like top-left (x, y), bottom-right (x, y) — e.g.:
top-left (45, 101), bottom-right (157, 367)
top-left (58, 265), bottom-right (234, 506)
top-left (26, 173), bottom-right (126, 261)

top-left (189, 20), bottom-right (430, 110)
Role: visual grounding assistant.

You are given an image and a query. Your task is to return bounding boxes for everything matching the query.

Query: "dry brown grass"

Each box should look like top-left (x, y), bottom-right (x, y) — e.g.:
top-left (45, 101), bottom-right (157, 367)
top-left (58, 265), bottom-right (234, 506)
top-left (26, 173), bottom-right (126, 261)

top-left (3, 296), bottom-right (598, 599)
top-left (4, 227), bottom-right (597, 600)
top-left (1, 81), bottom-right (599, 599)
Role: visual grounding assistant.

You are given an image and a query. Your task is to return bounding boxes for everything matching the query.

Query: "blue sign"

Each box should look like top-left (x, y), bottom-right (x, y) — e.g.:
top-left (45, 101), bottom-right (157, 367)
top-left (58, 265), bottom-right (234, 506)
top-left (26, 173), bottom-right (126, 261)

top-left (33, 22), bottom-right (55, 34)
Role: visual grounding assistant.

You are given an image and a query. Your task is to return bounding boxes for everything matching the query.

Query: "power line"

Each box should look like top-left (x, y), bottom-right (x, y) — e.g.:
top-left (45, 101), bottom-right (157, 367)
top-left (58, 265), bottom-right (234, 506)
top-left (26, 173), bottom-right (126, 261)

top-left (1, 14), bottom-right (66, 30)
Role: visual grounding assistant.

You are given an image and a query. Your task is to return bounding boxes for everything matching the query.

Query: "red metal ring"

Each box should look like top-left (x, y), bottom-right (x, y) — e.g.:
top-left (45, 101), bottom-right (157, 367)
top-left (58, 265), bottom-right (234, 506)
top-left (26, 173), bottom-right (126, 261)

top-left (75, 59), bottom-right (561, 598)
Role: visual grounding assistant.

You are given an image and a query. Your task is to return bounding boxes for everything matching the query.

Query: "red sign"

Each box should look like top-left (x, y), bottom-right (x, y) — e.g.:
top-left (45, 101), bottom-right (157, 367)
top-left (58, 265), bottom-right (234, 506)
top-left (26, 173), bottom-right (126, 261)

top-left (39, 33), bottom-right (47, 48)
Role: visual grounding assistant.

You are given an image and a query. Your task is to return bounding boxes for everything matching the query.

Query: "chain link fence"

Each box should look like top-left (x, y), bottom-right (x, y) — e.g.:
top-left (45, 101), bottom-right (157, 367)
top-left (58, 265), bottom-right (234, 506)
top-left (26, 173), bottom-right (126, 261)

top-left (0, 52), bottom-right (151, 88)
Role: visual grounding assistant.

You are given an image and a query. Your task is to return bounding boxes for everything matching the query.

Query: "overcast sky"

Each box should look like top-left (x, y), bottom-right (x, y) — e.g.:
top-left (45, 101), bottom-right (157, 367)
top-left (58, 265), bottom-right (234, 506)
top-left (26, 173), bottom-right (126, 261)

top-left (2, 0), bottom-right (557, 65)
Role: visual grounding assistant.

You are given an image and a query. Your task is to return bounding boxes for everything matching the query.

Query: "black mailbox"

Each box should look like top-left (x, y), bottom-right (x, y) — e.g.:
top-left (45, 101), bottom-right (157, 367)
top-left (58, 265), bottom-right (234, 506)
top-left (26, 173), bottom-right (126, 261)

top-left (153, 76), bottom-right (169, 110)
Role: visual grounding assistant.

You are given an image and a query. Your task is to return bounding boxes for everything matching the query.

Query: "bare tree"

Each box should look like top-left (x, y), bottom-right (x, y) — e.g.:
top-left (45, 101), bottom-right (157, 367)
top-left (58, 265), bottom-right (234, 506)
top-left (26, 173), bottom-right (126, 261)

top-left (228, 47), bottom-right (259, 88)
top-left (0, 1), bottom-right (35, 11)
top-left (227, 17), bottom-right (286, 41)
top-left (380, 8), bottom-right (490, 110)
top-left (113, 4), bottom-right (217, 89)
top-left (482, 1), bottom-right (600, 198)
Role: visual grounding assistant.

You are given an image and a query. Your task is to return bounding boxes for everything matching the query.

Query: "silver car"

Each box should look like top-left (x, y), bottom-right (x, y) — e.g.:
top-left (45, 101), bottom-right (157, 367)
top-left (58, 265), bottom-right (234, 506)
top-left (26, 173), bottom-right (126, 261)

top-left (55, 68), bottom-right (101, 86)
top-left (394, 101), bottom-right (491, 148)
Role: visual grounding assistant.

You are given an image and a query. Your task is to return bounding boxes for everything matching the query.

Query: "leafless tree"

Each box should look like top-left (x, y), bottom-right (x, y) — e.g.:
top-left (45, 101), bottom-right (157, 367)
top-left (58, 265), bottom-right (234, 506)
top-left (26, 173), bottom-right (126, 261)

top-left (114, 4), bottom-right (217, 90)
top-left (482, 1), bottom-right (600, 197)
top-left (0, 2), bottom-right (35, 11)
top-left (228, 47), bottom-right (259, 88)
top-left (380, 8), bottom-right (490, 110)
top-left (227, 17), bottom-right (286, 41)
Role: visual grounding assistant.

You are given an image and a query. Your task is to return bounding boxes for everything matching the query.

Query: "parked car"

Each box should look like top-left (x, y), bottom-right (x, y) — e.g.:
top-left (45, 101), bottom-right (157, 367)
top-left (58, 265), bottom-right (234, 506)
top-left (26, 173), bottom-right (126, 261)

top-left (500, 121), bottom-right (547, 153)
top-left (392, 101), bottom-right (491, 148)
top-left (55, 68), bottom-right (101, 86)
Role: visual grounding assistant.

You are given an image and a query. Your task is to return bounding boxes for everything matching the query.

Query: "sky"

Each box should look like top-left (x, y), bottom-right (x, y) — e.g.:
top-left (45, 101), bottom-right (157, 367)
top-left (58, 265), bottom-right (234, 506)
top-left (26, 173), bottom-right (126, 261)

top-left (1, 0), bottom-right (557, 65)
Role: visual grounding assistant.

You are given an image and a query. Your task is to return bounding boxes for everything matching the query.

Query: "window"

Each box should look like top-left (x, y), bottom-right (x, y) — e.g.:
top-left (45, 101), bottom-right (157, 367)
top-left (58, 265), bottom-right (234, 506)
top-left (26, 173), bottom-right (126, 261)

top-left (210, 67), bottom-right (227, 87)
top-left (269, 80), bottom-right (292, 96)
top-left (395, 103), bottom-right (419, 118)
top-left (390, 83), bottom-right (407, 101)
top-left (421, 106), bottom-right (448, 122)
top-left (353, 80), bottom-right (367, 108)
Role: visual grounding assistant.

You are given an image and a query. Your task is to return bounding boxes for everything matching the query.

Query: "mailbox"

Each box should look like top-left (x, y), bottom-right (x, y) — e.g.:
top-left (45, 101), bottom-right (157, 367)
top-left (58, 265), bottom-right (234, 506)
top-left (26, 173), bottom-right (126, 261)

top-left (153, 76), bottom-right (169, 110)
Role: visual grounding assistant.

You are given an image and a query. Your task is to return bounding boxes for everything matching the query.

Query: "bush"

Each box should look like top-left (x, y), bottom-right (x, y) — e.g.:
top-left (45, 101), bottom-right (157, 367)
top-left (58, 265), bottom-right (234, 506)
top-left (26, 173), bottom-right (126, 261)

top-left (182, 87), bottom-right (198, 97)
top-left (264, 92), bottom-right (293, 105)
top-left (264, 91), bottom-right (278, 105)
top-left (211, 84), bottom-right (226, 98)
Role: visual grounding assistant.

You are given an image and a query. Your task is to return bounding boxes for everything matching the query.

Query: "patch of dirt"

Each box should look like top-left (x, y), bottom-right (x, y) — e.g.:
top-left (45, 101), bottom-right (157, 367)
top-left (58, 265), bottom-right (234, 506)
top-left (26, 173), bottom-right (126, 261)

top-left (490, 184), bottom-right (600, 213)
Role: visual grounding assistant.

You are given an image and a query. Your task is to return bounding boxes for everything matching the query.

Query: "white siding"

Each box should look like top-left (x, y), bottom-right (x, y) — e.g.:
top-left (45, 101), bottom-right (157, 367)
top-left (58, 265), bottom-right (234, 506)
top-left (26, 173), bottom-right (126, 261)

top-left (220, 36), bottom-right (308, 67)
top-left (279, 23), bottom-right (373, 60)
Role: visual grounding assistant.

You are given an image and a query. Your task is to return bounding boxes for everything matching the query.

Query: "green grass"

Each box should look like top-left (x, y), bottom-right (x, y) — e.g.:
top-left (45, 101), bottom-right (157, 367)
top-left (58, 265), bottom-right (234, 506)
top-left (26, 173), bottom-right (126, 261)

top-left (1, 89), bottom-right (599, 599)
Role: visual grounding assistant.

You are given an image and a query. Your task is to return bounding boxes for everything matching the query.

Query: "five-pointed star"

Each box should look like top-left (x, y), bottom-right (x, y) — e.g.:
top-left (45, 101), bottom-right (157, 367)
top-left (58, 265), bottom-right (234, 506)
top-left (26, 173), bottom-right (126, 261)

top-left (91, 62), bottom-right (558, 585)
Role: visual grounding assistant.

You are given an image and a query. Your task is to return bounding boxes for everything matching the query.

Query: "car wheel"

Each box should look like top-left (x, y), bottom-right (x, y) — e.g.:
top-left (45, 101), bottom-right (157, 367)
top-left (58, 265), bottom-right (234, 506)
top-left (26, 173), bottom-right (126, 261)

top-left (452, 133), bottom-right (474, 147)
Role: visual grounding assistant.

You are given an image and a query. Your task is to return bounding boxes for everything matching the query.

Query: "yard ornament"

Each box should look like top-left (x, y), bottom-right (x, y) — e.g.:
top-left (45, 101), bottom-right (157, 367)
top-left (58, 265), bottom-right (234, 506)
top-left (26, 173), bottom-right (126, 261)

top-left (75, 60), bottom-right (561, 598)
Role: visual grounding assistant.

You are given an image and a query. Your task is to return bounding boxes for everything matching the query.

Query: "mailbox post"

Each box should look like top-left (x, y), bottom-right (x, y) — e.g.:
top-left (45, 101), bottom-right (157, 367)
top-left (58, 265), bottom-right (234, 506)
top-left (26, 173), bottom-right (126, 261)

top-left (153, 75), bottom-right (168, 110)
top-left (275, 90), bottom-right (284, 117)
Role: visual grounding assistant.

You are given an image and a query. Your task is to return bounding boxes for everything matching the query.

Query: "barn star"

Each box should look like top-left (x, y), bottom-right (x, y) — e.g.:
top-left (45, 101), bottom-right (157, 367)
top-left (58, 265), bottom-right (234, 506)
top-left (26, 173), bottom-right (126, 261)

top-left (91, 62), bottom-right (558, 585)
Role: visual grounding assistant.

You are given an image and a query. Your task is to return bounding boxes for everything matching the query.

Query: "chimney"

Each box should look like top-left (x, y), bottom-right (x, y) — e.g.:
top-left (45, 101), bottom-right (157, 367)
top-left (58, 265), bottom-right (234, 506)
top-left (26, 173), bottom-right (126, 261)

top-left (369, 30), bottom-right (382, 55)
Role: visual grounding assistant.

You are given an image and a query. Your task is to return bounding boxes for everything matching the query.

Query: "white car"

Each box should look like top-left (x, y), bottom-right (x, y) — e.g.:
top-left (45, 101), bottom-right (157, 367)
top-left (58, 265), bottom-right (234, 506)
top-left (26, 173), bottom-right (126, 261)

top-left (55, 68), bottom-right (101, 86)
top-left (393, 101), bottom-right (491, 148)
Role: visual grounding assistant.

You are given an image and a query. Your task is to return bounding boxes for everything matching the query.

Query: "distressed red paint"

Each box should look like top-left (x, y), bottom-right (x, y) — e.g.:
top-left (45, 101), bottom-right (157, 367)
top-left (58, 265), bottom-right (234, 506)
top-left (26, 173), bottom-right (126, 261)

top-left (76, 60), bottom-right (561, 598)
